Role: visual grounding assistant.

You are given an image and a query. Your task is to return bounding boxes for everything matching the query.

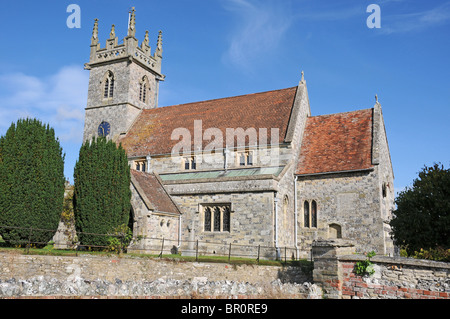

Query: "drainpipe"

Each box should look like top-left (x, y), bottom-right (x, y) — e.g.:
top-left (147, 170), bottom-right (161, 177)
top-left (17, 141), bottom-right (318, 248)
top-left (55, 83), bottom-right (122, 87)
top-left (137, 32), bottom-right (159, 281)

top-left (274, 195), bottom-right (280, 259)
top-left (294, 175), bottom-right (299, 257)
top-left (177, 214), bottom-right (182, 249)
top-left (146, 155), bottom-right (151, 173)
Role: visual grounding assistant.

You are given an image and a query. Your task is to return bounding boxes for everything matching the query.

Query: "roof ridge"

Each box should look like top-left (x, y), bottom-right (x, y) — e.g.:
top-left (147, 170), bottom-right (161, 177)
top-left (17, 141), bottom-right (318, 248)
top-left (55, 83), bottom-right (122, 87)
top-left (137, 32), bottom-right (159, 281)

top-left (153, 86), bottom-right (297, 110)
top-left (309, 107), bottom-right (372, 119)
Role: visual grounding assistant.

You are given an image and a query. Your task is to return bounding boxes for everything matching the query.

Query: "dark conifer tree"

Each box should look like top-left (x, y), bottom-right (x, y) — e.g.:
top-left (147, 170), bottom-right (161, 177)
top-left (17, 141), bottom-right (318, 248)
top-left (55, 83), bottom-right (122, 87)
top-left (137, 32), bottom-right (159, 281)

top-left (73, 137), bottom-right (131, 249)
top-left (0, 118), bottom-right (65, 247)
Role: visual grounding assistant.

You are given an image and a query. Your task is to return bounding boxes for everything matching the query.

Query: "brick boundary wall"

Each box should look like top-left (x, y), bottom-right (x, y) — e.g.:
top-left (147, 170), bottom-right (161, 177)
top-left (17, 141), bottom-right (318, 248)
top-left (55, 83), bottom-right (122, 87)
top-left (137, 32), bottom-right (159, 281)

top-left (312, 239), bottom-right (450, 299)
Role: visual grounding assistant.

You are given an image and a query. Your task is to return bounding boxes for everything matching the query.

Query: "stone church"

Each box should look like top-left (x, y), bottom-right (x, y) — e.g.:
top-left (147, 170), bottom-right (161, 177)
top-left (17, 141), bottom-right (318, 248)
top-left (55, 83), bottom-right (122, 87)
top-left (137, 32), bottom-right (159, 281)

top-left (82, 9), bottom-right (395, 259)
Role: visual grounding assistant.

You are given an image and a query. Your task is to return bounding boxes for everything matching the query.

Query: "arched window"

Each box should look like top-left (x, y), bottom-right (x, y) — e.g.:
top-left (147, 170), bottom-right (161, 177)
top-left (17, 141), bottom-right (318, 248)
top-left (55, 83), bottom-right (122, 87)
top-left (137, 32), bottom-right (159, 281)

top-left (283, 196), bottom-right (289, 215)
top-left (311, 200), bottom-right (317, 228)
top-left (202, 204), bottom-right (231, 233)
top-left (104, 71), bottom-right (114, 98)
top-left (139, 76), bottom-right (150, 103)
top-left (223, 206), bottom-right (231, 232)
top-left (303, 200), bottom-right (318, 228)
top-left (213, 206), bottom-right (221, 231)
top-left (204, 207), bottom-right (212, 232)
top-left (304, 200), bottom-right (310, 228)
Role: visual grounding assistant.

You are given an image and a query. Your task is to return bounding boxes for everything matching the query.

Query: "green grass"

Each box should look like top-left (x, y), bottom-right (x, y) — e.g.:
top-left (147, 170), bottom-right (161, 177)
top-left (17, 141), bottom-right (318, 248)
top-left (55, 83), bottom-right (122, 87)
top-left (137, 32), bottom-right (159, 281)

top-left (0, 243), bottom-right (312, 268)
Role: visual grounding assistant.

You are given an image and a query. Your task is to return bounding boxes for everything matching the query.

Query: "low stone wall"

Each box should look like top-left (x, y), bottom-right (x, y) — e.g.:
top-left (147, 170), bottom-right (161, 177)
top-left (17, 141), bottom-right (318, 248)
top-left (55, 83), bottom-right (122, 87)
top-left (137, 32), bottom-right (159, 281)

top-left (2, 240), bottom-right (448, 299)
top-left (340, 255), bottom-right (450, 299)
top-left (312, 239), bottom-right (450, 299)
top-left (0, 252), bottom-right (318, 298)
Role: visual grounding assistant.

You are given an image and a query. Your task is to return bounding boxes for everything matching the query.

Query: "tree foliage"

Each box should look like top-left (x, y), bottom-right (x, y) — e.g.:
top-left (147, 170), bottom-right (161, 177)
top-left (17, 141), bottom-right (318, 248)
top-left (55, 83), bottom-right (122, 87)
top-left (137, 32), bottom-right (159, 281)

top-left (73, 137), bottom-right (131, 249)
top-left (0, 118), bottom-right (65, 246)
top-left (390, 163), bottom-right (450, 255)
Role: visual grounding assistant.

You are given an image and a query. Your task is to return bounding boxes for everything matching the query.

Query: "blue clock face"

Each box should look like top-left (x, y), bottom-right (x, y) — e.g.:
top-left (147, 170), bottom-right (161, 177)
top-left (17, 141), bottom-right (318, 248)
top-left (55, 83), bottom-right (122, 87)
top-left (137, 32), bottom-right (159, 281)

top-left (98, 121), bottom-right (111, 137)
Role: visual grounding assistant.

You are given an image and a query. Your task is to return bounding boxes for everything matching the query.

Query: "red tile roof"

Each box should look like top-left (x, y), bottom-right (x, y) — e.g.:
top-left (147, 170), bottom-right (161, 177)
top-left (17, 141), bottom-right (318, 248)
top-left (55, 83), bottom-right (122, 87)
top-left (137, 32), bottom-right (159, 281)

top-left (130, 170), bottom-right (180, 215)
top-left (296, 109), bottom-right (374, 175)
top-left (120, 87), bottom-right (297, 157)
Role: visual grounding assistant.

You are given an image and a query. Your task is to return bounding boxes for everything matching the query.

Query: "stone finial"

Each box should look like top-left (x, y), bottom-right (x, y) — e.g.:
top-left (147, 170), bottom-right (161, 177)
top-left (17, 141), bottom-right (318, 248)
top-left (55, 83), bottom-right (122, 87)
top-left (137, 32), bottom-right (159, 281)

top-left (127, 7), bottom-right (136, 37)
top-left (109, 24), bottom-right (116, 39)
top-left (141, 30), bottom-right (151, 54)
top-left (91, 19), bottom-right (99, 45)
top-left (155, 30), bottom-right (163, 58)
top-left (374, 94), bottom-right (381, 108)
top-left (143, 30), bottom-right (149, 45)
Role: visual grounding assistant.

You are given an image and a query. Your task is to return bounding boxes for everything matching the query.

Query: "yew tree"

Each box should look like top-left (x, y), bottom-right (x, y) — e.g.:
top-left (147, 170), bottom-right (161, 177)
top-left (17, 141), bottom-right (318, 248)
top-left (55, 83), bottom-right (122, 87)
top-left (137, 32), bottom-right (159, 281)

top-left (0, 118), bottom-right (65, 246)
top-left (73, 137), bottom-right (131, 249)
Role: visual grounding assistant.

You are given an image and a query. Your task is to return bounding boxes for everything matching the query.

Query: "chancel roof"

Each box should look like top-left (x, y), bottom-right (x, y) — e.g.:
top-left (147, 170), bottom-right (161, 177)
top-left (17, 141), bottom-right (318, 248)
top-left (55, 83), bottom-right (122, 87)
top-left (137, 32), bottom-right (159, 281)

top-left (296, 109), bottom-right (374, 175)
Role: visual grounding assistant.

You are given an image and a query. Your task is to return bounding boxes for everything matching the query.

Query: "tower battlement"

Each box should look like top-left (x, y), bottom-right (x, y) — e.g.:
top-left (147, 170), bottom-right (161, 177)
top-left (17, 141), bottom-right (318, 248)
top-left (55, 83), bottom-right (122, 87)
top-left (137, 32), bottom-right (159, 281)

top-left (85, 7), bottom-right (164, 78)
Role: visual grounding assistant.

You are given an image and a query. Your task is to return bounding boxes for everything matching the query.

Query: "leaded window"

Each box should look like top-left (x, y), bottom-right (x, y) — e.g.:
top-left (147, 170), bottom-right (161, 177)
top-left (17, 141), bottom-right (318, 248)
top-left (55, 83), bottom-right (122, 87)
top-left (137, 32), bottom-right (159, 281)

top-left (204, 207), bottom-right (212, 232)
top-left (202, 204), bottom-right (231, 232)
top-left (213, 206), bottom-right (221, 231)
top-left (304, 200), bottom-right (310, 228)
top-left (303, 200), bottom-right (318, 228)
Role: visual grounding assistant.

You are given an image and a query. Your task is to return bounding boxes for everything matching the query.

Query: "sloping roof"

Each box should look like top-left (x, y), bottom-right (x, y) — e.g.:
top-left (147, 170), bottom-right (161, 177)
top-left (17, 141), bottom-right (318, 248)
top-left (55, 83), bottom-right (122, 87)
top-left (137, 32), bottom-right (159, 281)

top-left (130, 170), bottom-right (180, 215)
top-left (120, 87), bottom-right (298, 157)
top-left (296, 108), bottom-right (374, 175)
top-left (159, 166), bottom-right (285, 182)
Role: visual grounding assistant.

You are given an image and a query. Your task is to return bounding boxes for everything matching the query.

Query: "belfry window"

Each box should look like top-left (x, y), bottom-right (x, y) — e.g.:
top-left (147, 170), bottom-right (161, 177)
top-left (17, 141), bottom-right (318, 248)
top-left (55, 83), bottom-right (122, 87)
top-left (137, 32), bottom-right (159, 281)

top-left (203, 204), bottom-right (231, 232)
top-left (104, 71), bottom-right (114, 98)
top-left (139, 76), bottom-right (150, 103)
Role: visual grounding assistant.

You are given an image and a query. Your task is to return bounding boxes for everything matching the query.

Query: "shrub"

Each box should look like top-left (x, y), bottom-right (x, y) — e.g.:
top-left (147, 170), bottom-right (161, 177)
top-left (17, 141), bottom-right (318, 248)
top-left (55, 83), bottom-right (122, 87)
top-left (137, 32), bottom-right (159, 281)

top-left (412, 247), bottom-right (450, 262)
top-left (354, 251), bottom-right (376, 276)
top-left (107, 224), bottom-right (133, 253)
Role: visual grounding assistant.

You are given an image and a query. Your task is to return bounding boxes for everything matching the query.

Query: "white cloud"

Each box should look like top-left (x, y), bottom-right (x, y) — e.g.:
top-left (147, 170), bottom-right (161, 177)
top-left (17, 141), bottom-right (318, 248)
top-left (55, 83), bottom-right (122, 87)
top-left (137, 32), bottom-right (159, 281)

top-left (381, 1), bottom-right (450, 34)
top-left (0, 65), bottom-right (88, 143)
top-left (222, 0), bottom-right (293, 71)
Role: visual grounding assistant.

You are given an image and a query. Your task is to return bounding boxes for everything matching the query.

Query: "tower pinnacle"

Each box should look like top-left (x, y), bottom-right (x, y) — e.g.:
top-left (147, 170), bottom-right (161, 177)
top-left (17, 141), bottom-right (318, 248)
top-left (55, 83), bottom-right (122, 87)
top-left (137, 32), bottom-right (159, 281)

top-left (91, 19), bottom-right (99, 45)
top-left (155, 30), bottom-right (163, 58)
top-left (128, 7), bottom-right (136, 37)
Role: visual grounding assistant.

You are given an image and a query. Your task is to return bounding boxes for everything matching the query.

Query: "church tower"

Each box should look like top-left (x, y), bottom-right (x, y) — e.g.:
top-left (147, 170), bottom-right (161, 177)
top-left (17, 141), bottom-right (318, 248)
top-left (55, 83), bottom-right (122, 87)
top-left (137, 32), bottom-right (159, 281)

top-left (83, 8), bottom-right (164, 142)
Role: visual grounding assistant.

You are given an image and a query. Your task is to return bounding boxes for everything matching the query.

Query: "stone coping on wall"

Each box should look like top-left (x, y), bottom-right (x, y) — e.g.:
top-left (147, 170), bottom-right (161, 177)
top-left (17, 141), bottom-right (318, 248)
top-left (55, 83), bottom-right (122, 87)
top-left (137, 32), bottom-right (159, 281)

top-left (338, 254), bottom-right (450, 270)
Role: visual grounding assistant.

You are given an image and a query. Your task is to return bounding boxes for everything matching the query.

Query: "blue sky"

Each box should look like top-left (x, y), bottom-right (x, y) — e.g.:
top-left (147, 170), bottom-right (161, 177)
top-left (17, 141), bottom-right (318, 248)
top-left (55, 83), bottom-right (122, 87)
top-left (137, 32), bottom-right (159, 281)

top-left (0, 0), bottom-right (449, 194)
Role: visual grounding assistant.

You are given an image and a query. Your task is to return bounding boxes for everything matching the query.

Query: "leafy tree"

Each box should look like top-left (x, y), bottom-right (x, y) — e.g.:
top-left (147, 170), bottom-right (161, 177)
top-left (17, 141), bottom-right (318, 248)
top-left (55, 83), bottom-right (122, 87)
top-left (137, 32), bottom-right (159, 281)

top-left (0, 118), bottom-right (65, 247)
top-left (73, 137), bottom-right (131, 249)
top-left (390, 163), bottom-right (450, 255)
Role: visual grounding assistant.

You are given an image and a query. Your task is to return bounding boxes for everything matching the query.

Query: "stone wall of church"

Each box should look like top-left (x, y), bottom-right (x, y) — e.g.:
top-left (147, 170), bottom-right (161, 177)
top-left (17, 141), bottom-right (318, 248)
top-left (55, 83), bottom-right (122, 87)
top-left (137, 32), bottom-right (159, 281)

top-left (271, 80), bottom-right (311, 250)
top-left (296, 170), bottom-right (387, 258)
top-left (129, 182), bottom-right (180, 254)
top-left (373, 105), bottom-right (395, 255)
top-left (171, 191), bottom-right (276, 258)
top-left (131, 145), bottom-right (293, 174)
